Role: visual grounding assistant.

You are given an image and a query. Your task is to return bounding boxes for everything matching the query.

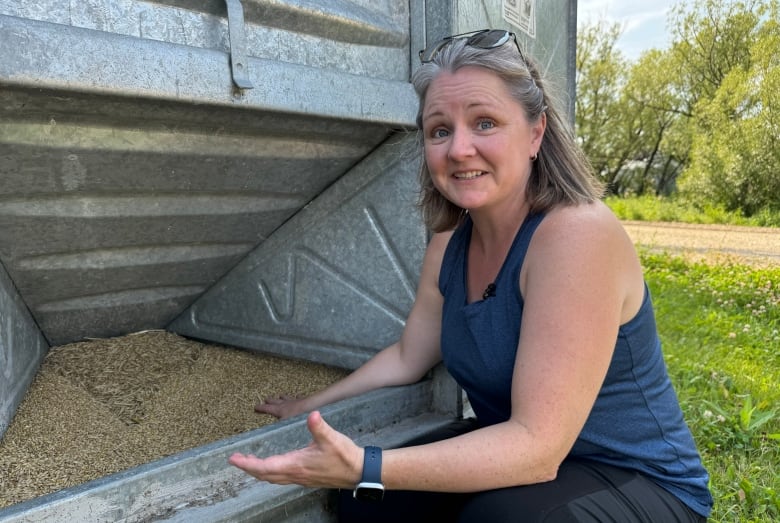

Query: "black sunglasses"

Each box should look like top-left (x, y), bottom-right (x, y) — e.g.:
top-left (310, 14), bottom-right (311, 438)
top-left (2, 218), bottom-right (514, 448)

top-left (418, 29), bottom-right (522, 63)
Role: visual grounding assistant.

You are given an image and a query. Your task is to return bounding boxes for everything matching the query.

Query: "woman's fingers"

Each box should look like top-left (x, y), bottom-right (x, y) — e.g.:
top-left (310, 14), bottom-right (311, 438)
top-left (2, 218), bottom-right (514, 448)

top-left (254, 395), bottom-right (301, 417)
top-left (228, 412), bottom-right (362, 489)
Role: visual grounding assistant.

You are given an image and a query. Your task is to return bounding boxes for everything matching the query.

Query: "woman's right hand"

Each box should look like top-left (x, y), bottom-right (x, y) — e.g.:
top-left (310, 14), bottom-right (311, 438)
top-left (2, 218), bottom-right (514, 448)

top-left (255, 395), bottom-right (309, 420)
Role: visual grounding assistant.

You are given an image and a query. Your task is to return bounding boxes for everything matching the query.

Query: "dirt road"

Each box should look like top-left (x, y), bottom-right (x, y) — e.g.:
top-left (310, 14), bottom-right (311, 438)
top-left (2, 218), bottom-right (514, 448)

top-left (621, 221), bottom-right (780, 267)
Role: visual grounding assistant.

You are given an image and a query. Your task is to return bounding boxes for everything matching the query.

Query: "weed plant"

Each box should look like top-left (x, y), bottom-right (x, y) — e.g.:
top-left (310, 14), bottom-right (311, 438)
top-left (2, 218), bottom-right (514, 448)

top-left (643, 252), bottom-right (780, 522)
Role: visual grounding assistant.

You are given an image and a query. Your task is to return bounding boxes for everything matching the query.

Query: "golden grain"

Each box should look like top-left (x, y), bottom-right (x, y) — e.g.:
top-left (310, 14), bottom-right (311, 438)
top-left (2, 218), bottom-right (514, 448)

top-left (0, 331), bottom-right (348, 508)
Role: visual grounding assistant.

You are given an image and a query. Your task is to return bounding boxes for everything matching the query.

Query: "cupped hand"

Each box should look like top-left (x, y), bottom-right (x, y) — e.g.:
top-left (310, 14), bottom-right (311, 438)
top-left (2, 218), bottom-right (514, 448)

top-left (254, 395), bottom-right (307, 420)
top-left (228, 411), bottom-right (363, 489)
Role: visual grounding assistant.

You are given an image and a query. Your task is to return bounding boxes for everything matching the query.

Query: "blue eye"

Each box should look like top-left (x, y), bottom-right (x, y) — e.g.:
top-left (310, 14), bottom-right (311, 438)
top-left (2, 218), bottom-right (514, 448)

top-left (478, 120), bottom-right (495, 130)
top-left (432, 128), bottom-right (450, 139)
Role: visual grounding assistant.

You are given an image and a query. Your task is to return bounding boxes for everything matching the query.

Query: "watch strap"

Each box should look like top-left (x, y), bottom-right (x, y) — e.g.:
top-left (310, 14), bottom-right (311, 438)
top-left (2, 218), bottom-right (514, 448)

top-left (361, 445), bottom-right (382, 484)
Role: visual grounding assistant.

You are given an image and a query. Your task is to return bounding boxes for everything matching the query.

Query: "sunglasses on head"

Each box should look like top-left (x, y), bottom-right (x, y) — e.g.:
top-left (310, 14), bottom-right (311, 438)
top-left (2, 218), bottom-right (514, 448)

top-left (418, 29), bottom-right (523, 63)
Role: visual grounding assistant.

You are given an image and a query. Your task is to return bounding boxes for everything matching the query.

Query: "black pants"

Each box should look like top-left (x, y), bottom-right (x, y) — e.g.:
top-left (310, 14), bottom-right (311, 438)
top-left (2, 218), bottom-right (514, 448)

top-left (337, 419), bottom-right (705, 523)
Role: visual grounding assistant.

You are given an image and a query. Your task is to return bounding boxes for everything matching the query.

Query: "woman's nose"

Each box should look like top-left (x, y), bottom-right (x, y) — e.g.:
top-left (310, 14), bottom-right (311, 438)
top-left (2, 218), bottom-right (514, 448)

top-left (448, 129), bottom-right (476, 160)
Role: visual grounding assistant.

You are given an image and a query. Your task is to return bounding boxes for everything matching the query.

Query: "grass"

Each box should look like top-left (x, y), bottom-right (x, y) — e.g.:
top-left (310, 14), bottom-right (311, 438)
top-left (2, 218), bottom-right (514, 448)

top-left (643, 252), bottom-right (780, 522)
top-left (606, 194), bottom-right (780, 227)
top-left (611, 194), bottom-right (779, 521)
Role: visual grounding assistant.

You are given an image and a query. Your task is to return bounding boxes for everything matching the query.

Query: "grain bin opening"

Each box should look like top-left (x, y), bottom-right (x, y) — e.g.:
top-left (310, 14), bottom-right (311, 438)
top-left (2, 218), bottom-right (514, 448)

top-left (0, 331), bottom-right (350, 509)
top-left (0, 0), bottom-right (575, 520)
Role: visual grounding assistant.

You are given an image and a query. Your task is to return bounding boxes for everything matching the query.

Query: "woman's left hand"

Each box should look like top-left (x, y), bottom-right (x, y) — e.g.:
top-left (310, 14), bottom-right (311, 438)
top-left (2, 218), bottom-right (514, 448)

top-left (228, 411), bottom-right (363, 489)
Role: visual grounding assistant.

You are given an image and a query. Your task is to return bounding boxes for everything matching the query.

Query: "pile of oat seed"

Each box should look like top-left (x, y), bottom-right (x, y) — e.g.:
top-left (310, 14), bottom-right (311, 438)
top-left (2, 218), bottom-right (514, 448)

top-left (0, 330), bottom-right (347, 508)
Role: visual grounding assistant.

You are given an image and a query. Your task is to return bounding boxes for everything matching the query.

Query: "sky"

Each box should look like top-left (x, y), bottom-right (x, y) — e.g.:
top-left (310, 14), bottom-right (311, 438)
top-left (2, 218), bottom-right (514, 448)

top-left (576, 0), bottom-right (678, 60)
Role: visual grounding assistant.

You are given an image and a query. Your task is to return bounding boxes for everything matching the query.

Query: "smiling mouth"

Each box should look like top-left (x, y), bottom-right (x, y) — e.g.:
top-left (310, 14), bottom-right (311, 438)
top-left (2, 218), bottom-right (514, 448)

top-left (453, 170), bottom-right (485, 180)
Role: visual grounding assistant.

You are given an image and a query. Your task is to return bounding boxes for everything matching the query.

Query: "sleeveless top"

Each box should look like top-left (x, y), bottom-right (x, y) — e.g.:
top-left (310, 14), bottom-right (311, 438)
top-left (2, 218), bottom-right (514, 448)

top-left (438, 213), bottom-right (713, 517)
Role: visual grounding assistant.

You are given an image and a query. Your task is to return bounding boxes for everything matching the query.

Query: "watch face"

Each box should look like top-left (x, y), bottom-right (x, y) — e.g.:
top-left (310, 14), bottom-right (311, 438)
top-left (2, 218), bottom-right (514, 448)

top-left (355, 486), bottom-right (384, 503)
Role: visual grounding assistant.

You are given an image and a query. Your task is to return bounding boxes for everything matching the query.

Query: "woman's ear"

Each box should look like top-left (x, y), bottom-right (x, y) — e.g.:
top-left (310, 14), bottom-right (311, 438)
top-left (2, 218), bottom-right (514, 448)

top-left (531, 112), bottom-right (547, 152)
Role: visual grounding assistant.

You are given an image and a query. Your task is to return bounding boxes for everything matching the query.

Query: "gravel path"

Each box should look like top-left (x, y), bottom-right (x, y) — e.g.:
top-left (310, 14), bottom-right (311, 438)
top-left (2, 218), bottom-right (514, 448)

top-left (621, 221), bottom-right (780, 267)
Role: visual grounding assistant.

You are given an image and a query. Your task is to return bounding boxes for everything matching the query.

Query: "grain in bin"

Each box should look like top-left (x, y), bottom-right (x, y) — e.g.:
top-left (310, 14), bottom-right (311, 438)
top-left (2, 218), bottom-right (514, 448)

top-left (0, 0), bottom-right (575, 520)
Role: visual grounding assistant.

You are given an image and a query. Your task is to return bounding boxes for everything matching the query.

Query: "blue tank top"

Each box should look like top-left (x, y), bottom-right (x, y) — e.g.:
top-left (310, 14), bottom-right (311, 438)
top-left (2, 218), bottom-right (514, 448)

top-left (439, 213), bottom-right (713, 517)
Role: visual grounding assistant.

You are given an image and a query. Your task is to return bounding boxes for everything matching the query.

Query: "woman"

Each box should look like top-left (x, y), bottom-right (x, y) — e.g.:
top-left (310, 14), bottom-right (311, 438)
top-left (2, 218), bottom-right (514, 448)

top-left (229, 30), bottom-right (713, 522)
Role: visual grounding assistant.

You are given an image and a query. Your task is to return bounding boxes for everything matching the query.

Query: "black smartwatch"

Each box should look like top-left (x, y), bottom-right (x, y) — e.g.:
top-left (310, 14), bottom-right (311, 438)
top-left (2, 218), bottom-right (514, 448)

top-left (353, 446), bottom-right (384, 502)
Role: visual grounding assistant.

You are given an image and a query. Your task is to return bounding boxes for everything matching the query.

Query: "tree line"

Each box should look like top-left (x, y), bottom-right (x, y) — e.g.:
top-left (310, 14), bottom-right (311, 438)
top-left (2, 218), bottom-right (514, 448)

top-left (575, 0), bottom-right (779, 216)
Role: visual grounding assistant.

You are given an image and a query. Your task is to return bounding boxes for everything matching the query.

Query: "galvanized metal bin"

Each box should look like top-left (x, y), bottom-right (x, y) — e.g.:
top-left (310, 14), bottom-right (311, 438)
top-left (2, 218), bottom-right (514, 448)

top-left (0, 0), bottom-right (576, 520)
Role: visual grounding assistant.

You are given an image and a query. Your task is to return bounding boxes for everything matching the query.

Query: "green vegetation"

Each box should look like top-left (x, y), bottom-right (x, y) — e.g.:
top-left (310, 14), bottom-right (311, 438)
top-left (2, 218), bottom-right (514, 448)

top-left (578, 2), bottom-right (779, 519)
top-left (576, 0), bottom-right (780, 217)
top-left (606, 194), bottom-right (780, 227)
top-left (643, 252), bottom-right (780, 522)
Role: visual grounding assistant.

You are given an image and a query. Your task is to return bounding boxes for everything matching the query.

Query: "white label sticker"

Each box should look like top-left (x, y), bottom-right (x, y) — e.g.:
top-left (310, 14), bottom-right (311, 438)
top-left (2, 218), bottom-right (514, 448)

top-left (503, 0), bottom-right (537, 39)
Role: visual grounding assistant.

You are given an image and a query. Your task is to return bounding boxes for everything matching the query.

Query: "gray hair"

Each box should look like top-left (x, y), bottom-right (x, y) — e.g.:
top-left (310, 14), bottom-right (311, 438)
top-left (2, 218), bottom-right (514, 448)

top-left (411, 37), bottom-right (603, 232)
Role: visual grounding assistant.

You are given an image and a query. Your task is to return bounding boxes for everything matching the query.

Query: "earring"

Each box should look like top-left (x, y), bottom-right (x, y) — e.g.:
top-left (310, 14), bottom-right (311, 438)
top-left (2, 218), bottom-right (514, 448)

top-left (531, 153), bottom-right (538, 162)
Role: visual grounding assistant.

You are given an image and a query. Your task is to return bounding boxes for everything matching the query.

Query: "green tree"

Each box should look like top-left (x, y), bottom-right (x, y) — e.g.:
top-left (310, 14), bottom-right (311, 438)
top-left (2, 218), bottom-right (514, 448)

top-left (575, 0), bottom-right (780, 213)
top-left (576, 21), bottom-right (686, 197)
top-left (619, 50), bottom-right (686, 196)
top-left (677, 0), bottom-right (780, 214)
top-left (574, 21), bottom-right (632, 194)
top-left (668, 0), bottom-right (760, 113)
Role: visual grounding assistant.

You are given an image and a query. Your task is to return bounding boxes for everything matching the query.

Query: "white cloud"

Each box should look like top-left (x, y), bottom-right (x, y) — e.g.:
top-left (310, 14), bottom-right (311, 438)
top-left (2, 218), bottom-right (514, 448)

top-left (577, 0), bottom-right (677, 60)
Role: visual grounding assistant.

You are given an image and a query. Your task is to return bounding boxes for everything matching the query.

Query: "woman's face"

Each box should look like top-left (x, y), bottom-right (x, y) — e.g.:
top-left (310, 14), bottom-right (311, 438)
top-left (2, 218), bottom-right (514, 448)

top-left (421, 66), bottom-right (545, 215)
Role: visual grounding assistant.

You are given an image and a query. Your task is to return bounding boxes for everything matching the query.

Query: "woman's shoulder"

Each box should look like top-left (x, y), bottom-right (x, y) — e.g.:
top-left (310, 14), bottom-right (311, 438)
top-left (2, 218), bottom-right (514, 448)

top-left (528, 201), bottom-right (640, 278)
top-left (429, 228), bottom-right (457, 252)
top-left (415, 228), bottom-right (459, 298)
top-left (536, 201), bottom-right (624, 244)
top-left (542, 200), bottom-right (617, 224)
top-left (529, 202), bottom-right (645, 321)
top-left (420, 229), bottom-right (457, 274)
